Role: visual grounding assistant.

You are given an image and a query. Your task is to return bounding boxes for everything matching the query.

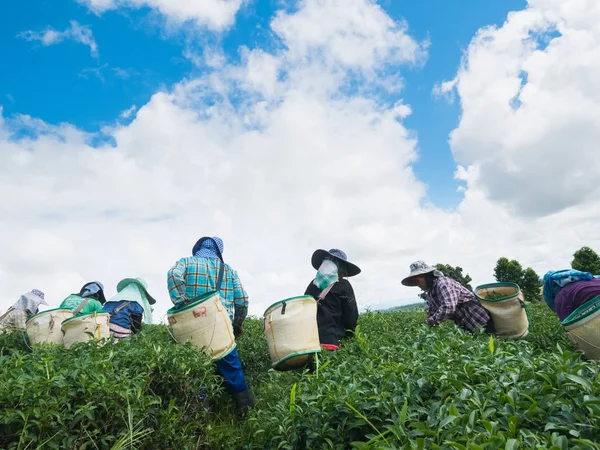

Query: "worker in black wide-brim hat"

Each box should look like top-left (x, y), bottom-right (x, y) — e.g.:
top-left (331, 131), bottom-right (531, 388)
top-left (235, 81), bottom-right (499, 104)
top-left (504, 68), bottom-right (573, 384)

top-left (304, 248), bottom-right (361, 350)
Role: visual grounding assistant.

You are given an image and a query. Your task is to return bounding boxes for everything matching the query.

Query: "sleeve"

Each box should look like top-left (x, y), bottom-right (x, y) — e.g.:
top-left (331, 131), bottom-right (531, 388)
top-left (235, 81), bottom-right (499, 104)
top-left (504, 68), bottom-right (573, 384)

top-left (341, 282), bottom-right (359, 337)
top-left (427, 280), bottom-right (459, 327)
top-left (83, 300), bottom-right (104, 315)
top-left (304, 281), bottom-right (317, 298)
top-left (232, 270), bottom-right (249, 329)
top-left (167, 258), bottom-right (188, 304)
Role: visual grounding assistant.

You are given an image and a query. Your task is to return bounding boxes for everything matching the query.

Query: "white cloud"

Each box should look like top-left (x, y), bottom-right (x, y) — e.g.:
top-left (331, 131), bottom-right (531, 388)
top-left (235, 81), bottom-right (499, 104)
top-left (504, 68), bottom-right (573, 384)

top-left (2, 0), bottom-right (600, 324)
top-left (440, 0), bottom-right (600, 216)
top-left (18, 20), bottom-right (98, 58)
top-left (271, 0), bottom-right (427, 81)
top-left (120, 105), bottom-right (137, 119)
top-left (77, 0), bottom-right (243, 31)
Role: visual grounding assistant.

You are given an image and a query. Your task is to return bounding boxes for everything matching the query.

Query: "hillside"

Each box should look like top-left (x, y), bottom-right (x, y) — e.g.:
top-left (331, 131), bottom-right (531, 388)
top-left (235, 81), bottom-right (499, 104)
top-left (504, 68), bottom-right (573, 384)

top-left (1, 304), bottom-right (599, 449)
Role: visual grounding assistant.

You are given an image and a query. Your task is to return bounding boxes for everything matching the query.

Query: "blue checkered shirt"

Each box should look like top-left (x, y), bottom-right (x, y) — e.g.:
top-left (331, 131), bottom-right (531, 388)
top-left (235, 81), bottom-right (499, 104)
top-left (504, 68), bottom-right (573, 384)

top-left (167, 257), bottom-right (248, 326)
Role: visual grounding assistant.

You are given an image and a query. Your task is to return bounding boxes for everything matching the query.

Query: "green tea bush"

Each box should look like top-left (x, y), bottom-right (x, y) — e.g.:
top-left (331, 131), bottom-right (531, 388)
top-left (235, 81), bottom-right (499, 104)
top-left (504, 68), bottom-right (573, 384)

top-left (0, 325), bottom-right (222, 449)
top-left (1, 304), bottom-right (599, 449)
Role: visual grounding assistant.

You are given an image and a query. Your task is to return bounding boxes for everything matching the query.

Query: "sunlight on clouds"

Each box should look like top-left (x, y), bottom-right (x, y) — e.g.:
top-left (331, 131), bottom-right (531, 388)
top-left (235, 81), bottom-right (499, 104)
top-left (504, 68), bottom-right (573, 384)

top-left (2, 0), bottom-right (600, 320)
top-left (77, 0), bottom-right (243, 31)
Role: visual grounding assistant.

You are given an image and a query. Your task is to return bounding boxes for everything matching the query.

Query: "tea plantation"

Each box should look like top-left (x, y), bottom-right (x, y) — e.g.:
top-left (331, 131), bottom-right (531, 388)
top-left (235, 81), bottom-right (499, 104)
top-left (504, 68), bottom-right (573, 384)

top-left (1, 303), bottom-right (599, 449)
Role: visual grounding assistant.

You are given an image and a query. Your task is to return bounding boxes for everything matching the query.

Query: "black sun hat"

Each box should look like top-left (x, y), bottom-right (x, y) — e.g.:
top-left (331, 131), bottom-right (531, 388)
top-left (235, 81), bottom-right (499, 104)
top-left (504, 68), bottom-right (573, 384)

top-left (311, 248), bottom-right (361, 277)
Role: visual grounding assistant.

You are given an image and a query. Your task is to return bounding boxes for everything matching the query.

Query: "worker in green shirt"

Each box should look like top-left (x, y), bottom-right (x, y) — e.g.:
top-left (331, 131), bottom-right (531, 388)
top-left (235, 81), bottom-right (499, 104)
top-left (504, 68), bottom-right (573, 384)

top-left (59, 281), bottom-right (106, 316)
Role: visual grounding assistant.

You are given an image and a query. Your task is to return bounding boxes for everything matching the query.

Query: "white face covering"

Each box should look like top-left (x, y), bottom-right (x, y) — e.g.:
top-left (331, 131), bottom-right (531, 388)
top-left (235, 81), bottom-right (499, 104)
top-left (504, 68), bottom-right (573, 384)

top-left (313, 259), bottom-right (339, 290)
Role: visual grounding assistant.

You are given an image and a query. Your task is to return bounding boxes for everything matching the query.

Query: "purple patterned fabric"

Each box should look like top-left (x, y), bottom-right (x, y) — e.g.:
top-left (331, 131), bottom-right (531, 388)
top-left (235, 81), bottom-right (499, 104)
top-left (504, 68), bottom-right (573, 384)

top-left (426, 277), bottom-right (490, 333)
top-left (555, 278), bottom-right (600, 321)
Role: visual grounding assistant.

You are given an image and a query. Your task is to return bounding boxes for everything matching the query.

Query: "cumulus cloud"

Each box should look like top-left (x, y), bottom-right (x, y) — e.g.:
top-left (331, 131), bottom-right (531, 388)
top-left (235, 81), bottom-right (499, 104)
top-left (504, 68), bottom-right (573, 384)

top-left (18, 20), bottom-right (98, 58)
top-left (77, 0), bottom-right (243, 31)
top-left (441, 0), bottom-right (600, 216)
top-left (2, 0), bottom-right (600, 322)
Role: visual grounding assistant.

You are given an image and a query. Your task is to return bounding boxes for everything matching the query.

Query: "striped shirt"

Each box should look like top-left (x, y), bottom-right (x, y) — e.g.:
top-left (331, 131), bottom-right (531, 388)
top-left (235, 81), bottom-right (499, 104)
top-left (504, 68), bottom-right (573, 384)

top-left (426, 277), bottom-right (490, 333)
top-left (167, 257), bottom-right (249, 326)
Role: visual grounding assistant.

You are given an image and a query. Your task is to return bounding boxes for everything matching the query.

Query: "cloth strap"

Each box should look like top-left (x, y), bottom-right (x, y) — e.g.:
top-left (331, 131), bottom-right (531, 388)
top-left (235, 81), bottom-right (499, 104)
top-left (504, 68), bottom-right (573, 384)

top-left (72, 298), bottom-right (91, 315)
top-left (216, 260), bottom-right (225, 293)
top-left (0, 307), bottom-right (15, 322)
top-left (318, 282), bottom-right (336, 301)
top-left (111, 301), bottom-right (131, 316)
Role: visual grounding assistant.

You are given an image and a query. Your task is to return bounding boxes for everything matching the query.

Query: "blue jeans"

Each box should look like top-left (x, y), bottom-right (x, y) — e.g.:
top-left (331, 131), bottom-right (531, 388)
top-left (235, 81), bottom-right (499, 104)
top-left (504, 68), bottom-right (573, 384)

top-left (216, 348), bottom-right (248, 394)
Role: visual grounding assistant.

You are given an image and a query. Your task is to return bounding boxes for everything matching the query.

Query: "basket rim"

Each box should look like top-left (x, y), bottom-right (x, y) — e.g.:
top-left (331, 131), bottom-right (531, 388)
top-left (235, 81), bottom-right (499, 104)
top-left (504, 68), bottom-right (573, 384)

top-left (61, 311), bottom-right (110, 324)
top-left (167, 291), bottom-right (219, 315)
top-left (475, 282), bottom-right (521, 303)
top-left (263, 296), bottom-right (316, 317)
top-left (561, 295), bottom-right (600, 326)
top-left (26, 308), bottom-right (73, 324)
top-left (272, 349), bottom-right (322, 370)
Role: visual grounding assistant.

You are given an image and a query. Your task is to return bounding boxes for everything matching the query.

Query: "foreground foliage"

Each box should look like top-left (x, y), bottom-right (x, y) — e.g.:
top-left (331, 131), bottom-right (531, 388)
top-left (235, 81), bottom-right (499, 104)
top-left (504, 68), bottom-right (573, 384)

top-left (1, 304), bottom-right (599, 449)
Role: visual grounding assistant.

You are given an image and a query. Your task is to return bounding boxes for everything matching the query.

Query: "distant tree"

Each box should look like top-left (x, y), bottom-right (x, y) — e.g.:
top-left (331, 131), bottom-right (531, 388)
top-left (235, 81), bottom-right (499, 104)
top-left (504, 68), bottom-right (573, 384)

top-left (521, 267), bottom-right (542, 302)
top-left (572, 247), bottom-right (600, 274)
top-left (494, 257), bottom-right (524, 285)
top-left (435, 264), bottom-right (473, 290)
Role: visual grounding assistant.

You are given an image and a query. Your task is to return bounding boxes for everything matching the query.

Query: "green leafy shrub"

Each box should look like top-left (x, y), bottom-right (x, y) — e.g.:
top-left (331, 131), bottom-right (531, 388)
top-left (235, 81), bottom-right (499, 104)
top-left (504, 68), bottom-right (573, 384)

top-left (1, 304), bottom-right (599, 449)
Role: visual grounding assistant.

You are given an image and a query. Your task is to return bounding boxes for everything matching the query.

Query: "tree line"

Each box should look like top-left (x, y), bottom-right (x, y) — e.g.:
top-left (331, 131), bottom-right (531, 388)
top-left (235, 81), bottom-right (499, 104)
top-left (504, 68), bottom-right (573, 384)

top-left (429, 246), bottom-right (600, 303)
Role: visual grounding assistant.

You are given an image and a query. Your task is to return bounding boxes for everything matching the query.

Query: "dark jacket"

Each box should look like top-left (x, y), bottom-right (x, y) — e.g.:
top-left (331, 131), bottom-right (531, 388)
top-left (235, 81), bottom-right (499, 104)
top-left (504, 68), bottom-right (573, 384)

top-left (305, 279), bottom-right (358, 346)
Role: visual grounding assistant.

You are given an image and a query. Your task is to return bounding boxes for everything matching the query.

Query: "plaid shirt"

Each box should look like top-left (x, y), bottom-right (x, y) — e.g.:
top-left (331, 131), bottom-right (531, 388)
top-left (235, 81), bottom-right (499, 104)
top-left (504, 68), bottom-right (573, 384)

top-left (426, 277), bottom-right (490, 333)
top-left (167, 257), bottom-right (249, 326)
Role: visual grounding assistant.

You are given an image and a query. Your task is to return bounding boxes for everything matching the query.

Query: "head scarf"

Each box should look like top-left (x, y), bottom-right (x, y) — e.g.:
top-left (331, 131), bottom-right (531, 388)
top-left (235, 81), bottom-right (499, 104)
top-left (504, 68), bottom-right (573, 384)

top-left (313, 259), bottom-right (339, 290)
top-left (194, 236), bottom-right (224, 260)
top-left (79, 281), bottom-right (107, 304)
top-left (11, 289), bottom-right (47, 314)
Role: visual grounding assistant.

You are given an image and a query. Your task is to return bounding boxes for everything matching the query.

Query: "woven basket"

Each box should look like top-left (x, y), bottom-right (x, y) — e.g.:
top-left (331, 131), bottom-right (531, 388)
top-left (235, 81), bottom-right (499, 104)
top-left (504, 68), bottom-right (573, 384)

top-left (264, 296), bottom-right (321, 371)
top-left (26, 308), bottom-right (73, 346)
top-left (167, 292), bottom-right (236, 361)
top-left (61, 312), bottom-right (111, 349)
top-left (562, 296), bottom-right (600, 361)
top-left (475, 283), bottom-right (529, 339)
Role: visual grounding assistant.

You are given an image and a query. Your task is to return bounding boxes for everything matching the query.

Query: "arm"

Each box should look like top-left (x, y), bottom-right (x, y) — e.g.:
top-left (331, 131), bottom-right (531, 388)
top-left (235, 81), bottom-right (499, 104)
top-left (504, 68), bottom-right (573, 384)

top-left (232, 271), bottom-right (249, 335)
top-left (427, 279), bottom-right (459, 327)
top-left (304, 282), bottom-right (316, 297)
top-left (341, 282), bottom-right (359, 337)
top-left (167, 258), bottom-right (188, 304)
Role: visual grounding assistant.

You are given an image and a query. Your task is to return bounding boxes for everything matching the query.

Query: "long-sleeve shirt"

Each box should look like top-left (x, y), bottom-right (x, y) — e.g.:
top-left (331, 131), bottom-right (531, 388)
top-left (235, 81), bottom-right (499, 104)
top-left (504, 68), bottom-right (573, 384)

top-left (167, 256), bottom-right (249, 327)
top-left (426, 277), bottom-right (490, 333)
top-left (305, 279), bottom-right (358, 346)
top-left (554, 278), bottom-right (600, 322)
top-left (59, 294), bottom-right (104, 316)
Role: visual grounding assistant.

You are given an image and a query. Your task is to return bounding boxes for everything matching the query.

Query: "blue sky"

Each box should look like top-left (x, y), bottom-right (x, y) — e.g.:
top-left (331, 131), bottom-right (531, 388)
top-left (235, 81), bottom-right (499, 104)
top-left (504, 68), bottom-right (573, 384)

top-left (2, 0), bottom-right (525, 209)
top-left (2, 0), bottom-right (599, 315)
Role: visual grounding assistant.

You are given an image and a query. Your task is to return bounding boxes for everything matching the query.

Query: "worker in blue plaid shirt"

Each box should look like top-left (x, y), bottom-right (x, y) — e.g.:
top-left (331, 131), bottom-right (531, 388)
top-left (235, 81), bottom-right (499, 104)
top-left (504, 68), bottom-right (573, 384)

top-left (167, 236), bottom-right (253, 413)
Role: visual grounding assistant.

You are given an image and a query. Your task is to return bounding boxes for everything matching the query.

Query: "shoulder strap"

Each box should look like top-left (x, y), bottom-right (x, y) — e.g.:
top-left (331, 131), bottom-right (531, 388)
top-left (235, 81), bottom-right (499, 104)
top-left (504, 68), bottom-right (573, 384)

top-left (111, 301), bottom-right (131, 316)
top-left (216, 260), bottom-right (225, 292)
top-left (0, 307), bottom-right (15, 322)
top-left (72, 298), bottom-right (91, 315)
top-left (318, 282), bottom-right (336, 301)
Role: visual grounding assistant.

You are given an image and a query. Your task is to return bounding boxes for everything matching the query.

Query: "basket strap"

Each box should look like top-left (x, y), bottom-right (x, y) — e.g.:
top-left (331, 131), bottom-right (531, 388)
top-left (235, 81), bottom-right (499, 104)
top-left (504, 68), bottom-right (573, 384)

top-left (318, 283), bottom-right (336, 301)
top-left (72, 298), bottom-right (91, 316)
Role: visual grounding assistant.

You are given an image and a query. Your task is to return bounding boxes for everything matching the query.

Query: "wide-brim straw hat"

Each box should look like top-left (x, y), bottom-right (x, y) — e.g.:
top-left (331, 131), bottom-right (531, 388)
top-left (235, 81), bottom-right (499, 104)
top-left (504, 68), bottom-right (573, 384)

top-left (311, 249), bottom-right (361, 277)
top-left (113, 278), bottom-right (157, 305)
top-left (402, 261), bottom-right (440, 286)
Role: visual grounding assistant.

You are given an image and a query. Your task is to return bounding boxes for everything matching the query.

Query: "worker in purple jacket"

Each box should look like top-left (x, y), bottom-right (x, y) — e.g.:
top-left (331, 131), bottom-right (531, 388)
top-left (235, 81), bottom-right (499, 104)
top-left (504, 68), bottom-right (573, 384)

top-left (554, 278), bottom-right (600, 322)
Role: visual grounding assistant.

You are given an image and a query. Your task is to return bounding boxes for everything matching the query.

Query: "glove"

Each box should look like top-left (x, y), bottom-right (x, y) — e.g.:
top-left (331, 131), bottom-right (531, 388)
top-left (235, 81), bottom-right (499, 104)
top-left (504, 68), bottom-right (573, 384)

top-left (233, 324), bottom-right (243, 338)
